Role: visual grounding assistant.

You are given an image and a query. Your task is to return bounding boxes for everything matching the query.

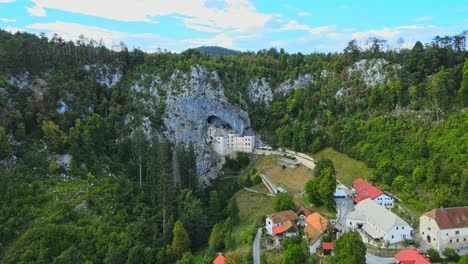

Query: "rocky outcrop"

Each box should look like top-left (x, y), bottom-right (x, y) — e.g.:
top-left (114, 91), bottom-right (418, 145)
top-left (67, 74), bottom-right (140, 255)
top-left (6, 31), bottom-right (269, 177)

top-left (84, 64), bottom-right (122, 88)
top-left (347, 58), bottom-right (399, 87)
top-left (274, 74), bottom-right (313, 95)
top-left (248, 77), bottom-right (273, 104)
top-left (131, 65), bottom-right (251, 182)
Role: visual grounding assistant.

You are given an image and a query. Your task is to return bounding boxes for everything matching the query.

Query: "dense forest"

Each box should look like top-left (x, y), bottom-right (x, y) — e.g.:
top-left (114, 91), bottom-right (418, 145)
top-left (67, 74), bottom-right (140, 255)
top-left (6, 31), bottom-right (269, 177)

top-left (0, 28), bottom-right (467, 263)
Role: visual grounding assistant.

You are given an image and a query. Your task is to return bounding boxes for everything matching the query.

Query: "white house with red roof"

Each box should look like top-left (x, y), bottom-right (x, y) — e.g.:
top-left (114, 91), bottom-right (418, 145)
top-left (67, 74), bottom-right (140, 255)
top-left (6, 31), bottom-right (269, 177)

top-left (265, 210), bottom-right (299, 238)
top-left (352, 178), bottom-right (395, 208)
top-left (394, 248), bottom-right (431, 264)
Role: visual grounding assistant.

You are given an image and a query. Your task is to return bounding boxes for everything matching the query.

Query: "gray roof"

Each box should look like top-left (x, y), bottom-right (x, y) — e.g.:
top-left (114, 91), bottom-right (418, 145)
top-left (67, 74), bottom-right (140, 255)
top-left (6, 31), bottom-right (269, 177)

top-left (353, 198), bottom-right (411, 232)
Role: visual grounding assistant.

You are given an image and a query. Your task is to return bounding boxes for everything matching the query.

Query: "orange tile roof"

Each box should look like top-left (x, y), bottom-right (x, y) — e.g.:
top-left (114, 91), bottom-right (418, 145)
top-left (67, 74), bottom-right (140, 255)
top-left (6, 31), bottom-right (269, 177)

top-left (213, 255), bottom-right (225, 264)
top-left (267, 210), bottom-right (298, 224)
top-left (272, 220), bottom-right (298, 235)
top-left (305, 212), bottom-right (329, 233)
top-left (304, 225), bottom-right (323, 244)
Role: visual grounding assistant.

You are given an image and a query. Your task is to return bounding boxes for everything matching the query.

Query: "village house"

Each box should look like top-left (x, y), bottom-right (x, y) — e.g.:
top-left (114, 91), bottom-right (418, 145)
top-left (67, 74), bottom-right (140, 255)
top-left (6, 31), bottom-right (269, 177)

top-left (265, 210), bottom-right (299, 238)
top-left (304, 212), bottom-right (330, 254)
top-left (352, 178), bottom-right (395, 208)
top-left (394, 248), bottom-right (431, 264)
top-left (346, 198), bottom-right (413, 244)
top-left (419, 207), bottom-right (468, 253)
top-left (294, 201), bottom-right (312, 226)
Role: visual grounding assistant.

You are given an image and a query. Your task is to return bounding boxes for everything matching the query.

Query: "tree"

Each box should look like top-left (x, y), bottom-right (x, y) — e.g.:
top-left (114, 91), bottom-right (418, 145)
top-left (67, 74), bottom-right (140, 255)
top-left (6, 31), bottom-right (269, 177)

top-left (172, 220), bottom-right (190, 259)
top-left (426, 248), bottom-right (441, 263)
top-left (41, 120), bottom-right (64, 154)
top-left (318, 167), bottom-right (337, 209)
top-left (458, 59), bottom-right (468, 105)
top-left (442, 248), bottom-right (460, 262)
top-left (272, 192), bottom-right (294, 212)
top-left (0, 127), bottom-right (12, 160)
top-left (306, 179), bottom-right (320, 206)
top-left (208, 223), bottom-right (224, 251)
top-left (226, 197), bottom-right (239, 225)
top-left (175, 252), bottom-right (195, 264)
top-left (459, 254), bottom-right (468, 264)
top-left (282, 244), bottom-right (307, 264)
top-left (329, 231), bottom-right (366, 264)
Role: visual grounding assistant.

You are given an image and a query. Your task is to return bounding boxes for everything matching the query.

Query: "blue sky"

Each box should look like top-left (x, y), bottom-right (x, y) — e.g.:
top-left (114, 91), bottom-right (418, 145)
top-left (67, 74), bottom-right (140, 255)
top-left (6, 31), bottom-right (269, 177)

top-left (0, 0), bottom-right (467, 53)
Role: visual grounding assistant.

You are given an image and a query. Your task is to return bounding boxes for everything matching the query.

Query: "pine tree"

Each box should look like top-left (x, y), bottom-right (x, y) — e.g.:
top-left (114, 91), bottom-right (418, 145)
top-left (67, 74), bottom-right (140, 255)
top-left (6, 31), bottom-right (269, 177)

top-left (208, 223), bottom-right (224, 251)
top-left (172, 220), bottom-right (190, 259)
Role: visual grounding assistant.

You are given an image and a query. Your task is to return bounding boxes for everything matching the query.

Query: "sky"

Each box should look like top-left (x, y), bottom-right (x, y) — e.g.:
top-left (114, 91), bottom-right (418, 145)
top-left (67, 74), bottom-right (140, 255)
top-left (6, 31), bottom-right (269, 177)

top-left (0, 0), bottom-right (467, 53)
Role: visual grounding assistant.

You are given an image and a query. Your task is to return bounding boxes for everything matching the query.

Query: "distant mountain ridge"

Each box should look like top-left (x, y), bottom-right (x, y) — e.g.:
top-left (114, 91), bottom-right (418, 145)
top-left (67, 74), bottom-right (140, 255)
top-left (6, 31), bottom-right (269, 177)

top-left (194, 46), bottom-right (239, 55)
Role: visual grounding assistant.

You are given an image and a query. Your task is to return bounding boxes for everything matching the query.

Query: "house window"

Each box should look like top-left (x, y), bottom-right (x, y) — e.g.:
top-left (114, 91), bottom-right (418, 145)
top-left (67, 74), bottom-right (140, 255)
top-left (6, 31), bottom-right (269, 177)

top-left (391, 235), bottom-right (394, 239)
top-left (455, 231), bottom-right (460, 235)
top-left (396, 227), bottom-right (399, 230)
top-left (450, 239), bottom-right (452, 243)
top-left (402, 227), bottom-right (404, 230)
top-left (446, 233), bottom-right (449, 236)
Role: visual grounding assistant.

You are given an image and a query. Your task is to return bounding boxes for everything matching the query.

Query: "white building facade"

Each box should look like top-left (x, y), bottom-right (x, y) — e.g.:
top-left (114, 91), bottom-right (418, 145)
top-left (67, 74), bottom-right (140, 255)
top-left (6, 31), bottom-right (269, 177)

top-left (419, 207), bottom-right (468, 253)
top-left (346, 198), bottom-right (413, 244)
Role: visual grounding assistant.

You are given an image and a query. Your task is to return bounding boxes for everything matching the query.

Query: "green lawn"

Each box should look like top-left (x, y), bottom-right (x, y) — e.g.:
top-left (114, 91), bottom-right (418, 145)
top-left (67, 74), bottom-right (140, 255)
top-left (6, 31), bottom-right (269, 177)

top-left (313, 147), bottom-right (373, 186)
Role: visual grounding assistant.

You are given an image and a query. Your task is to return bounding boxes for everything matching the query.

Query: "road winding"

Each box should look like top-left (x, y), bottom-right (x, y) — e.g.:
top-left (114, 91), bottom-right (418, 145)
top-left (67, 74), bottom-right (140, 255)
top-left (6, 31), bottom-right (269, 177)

top-left (253, 228), bottom-right (262, 264)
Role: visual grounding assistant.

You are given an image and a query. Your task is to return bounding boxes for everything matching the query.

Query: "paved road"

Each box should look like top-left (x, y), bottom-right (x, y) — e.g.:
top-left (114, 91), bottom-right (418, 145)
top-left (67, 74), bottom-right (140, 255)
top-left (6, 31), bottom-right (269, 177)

top-left (334, 184), bottom-right (355, 235)
top-left (254, 149), bottom-right (316, 170)
top-left (253, 228), bottom-right (262, 264)
top-left (365, 252), bottom-right (395, 264)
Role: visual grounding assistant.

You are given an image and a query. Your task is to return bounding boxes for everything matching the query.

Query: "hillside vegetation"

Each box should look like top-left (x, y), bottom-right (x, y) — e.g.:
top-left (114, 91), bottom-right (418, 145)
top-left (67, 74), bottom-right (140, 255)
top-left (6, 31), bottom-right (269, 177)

top-left (0, 28), bottom-right (467, 263)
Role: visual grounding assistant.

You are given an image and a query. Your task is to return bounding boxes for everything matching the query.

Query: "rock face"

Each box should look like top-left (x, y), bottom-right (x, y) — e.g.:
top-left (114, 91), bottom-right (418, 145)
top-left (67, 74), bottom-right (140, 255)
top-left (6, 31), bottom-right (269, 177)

top-left (84, 64), bottom-right (123, 88)
top-left (347, 58), bottom-right (397, 87)
top-left (248, 77), bottom-right (273, 104)
top-left (275, 74), bottom-right (313, 95)
top-left (131, 65), bottom-right (251, 182)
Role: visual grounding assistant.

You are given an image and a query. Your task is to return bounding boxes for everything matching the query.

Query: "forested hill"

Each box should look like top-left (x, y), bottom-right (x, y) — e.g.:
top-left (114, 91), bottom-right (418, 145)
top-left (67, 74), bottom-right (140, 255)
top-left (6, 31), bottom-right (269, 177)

top-left (0, 28), bottom-right (467, 263)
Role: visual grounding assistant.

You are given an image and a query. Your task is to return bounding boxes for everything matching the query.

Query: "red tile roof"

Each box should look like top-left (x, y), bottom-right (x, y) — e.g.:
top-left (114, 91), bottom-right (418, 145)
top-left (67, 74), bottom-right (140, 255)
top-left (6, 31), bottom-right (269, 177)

top-left (322, 242), bottom-right (334, 250)
top-left (272, 220), bottom-right (298, 235)
top-left (395, 249), bottom-right (431, 264)
top-left (424, 207), bottom-right (468, 229)
top-left (353, 178), bottom-right (384, 203)
top-left (267, 210), bottom-right (298, 224)
top-left (213, 254), bottom-right (225, 264)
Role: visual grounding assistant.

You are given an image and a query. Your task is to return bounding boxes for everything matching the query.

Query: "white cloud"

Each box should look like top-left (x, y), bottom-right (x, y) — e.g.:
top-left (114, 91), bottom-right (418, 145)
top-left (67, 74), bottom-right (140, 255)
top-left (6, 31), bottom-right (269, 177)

top-left (411, 16), bottom-right (433, 22)
top-left (0, 0), bottom-right (15, 3)
top-left (297, 11), bottom-right (310, 17)
top-left (279, 20), bottom-right (310, 31)
top-left (26, 21), bottom-right (130, 46)
top-left (309, 25), bottom-right (335, 35)
top-left (27, 5), bottom-right (46, 17)
top-left (30, 0), bottom-right (273, 33)
top-left (0, 18), bottom-right (16, 22)
top-left (4, 26), bottom-right (22, 33)
top-left (327, 32), bottom-right (345, 40)
top-left (352, 27), bottom-right (400, 40)
top-left (396, 25), bottom-right (434, 30)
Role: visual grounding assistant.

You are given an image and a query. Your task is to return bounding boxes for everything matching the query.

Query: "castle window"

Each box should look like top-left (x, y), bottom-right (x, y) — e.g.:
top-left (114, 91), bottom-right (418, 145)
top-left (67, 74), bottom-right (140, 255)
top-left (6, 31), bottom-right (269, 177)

top-left (455, 231), bottom-right (460, 235)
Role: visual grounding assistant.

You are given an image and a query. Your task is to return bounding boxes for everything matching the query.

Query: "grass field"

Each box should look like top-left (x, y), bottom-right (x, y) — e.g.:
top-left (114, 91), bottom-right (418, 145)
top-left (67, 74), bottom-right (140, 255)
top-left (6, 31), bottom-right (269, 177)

top-left (313, 147), bottom-right (373, 186)
top-left (251, 155), bottom-right (315, 194)
top-left (234, 184), bottom-right (274, 231)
